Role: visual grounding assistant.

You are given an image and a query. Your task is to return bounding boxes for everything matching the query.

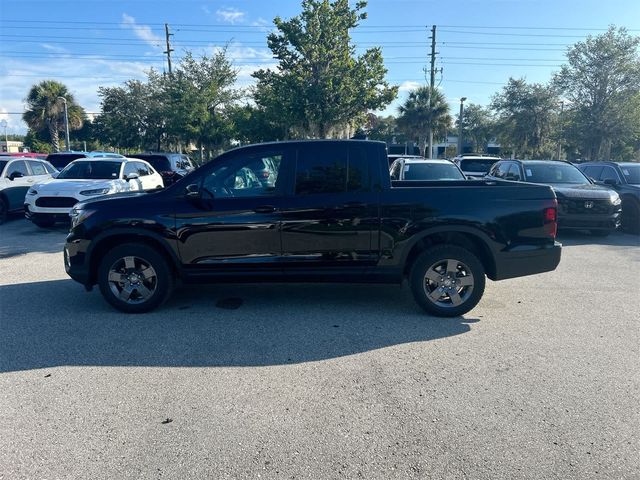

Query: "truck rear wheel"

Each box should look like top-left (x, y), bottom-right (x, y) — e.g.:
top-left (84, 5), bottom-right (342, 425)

top-left (409, 245), bottom-right (485, 317)
top-left (98, 243), bottom-right (174, 313)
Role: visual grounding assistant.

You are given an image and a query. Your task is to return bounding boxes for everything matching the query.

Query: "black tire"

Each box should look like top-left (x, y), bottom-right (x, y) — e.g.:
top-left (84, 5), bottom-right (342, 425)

top-left (0, 197), bottom-right (7, 225)
top-left (32, 216), bottom-right (56, 228)
top-left (98, 243), bottom-right (174, 313)
top-left (589, 229), bottom-right (611, 237)
top-left (409, 245), bottom-right (486, 317)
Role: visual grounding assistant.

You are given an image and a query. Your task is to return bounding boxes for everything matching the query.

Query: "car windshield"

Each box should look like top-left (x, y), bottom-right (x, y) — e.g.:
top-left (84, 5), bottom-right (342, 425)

top-left (524, 163), bottom-right (588, 184)
top-left (57, 161), bottom-right (122, 180)
top-left (133, 155), bottom-right (171, 171)
top-left (459, 159), bottom-right (499, 173)
top-left (402, 163), bottom-right (465, 180)
top-left (46, 153), bottom-right (86, 170)
top-left (620, 165), bottom-right (640, 184)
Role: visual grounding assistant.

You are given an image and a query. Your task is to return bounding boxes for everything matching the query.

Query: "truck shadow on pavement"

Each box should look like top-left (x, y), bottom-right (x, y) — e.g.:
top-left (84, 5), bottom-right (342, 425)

top-left (0, 219), bottom-right (69, 259)
top-left (0, 280), bottom-right (477, 373)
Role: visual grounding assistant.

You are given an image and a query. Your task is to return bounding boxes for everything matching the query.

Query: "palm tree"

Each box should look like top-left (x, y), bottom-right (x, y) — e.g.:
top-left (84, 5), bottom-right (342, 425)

top-left (397, 86), bottom-right (452, 157)
top-left (23, 80), bottom-right (85, 152)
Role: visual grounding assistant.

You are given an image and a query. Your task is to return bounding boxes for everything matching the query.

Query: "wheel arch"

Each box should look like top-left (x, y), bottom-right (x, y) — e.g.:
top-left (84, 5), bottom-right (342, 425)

top-left (401, 227), bottom-right (497, 280)
top-left (87, 229), bottom-right (180, 285)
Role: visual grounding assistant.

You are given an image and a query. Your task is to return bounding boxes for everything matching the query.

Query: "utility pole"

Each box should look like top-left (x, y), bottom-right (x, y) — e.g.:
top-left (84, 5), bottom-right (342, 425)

top-left (164, 23), bottom-right (174, 75)
top-left (458, 97), bottom-right (467, 155)
top-left (427, 25), bottom-right (437, 159)
top-left (57, 96), bottom-right (70, 151)
top-left (556, 100), bottom-right (564, 160)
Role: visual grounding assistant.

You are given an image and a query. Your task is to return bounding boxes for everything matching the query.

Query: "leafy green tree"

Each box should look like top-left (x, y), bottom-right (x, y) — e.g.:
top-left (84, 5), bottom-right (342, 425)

top-left (166, 50), bottom-right (240, 157)
top-left (396, 86), bottom-right (451, 156)
top-left (553, 27), bottom-right (640, 160)
top-left (491, 78), bottom-right (559, 158)
top-left (23, 128), bottom-right (52, 154)
top-left (456, 103), bottom-right (496, 153)
top-left (229, 104), bottom-right (289, 144)
top-left (253, 0), bottom-right (397, 138)
top-left (95, 78), bottom-right (164, 151)
top-left (23, 80), bottom-right (85, 152)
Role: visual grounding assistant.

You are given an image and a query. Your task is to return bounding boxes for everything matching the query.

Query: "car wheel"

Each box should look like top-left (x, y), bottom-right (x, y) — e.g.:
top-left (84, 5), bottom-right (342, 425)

top-left (98, 243), bottom-right (174, 313)
top-left (0, 197), bottom-right (7, 224)
top-left (410, 245), bottom-right (486, 317)
top-left (32, 216), bottom-right (56, 228)
top-left (589, 230), bottom-right (611, 237)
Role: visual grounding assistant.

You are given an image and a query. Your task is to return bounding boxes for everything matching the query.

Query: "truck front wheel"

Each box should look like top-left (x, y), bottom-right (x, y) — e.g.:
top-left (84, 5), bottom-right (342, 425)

top-left (409, 245), bottom-right (486, 317)
top-left (97, 243), bottom-right (174, 313)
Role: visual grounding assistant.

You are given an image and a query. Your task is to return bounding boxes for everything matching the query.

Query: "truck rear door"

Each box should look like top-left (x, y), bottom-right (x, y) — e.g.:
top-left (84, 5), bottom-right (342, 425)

top-left (279, 142), bottom-right (380, 276)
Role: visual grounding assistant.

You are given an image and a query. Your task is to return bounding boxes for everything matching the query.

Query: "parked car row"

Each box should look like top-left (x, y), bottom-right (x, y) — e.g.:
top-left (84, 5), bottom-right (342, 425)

top-left (387, 154), bottom-right (638, 235)
top-left (0, 151), bottom-right (196, 227)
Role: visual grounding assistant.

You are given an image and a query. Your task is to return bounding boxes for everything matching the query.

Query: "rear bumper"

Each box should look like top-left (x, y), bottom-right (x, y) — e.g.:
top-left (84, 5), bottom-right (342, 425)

top-left (493, 241), bottom-right (562, 281)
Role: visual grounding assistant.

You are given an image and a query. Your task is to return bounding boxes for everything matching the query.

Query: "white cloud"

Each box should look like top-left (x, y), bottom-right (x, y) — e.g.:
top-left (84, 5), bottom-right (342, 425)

top-left (0, 55), bottom-right (160, 133)
top-left (216, 7), bottom-right (246, 24)
top-left (41, 44), bottom-right (69, 54)
top-left (398, 81), bottom-right (422, 92)
top-left (121, 13), bottom-right (163, 48)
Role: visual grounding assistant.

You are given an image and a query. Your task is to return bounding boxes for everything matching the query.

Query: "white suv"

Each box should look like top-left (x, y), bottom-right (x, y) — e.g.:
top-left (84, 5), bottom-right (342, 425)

top-left (24, 157), bottom-right (164, 228)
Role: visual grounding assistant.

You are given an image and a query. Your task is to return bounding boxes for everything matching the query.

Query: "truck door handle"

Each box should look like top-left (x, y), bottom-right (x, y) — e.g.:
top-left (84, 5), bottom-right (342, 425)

top-left (254, 205), bottom-right (276, 213)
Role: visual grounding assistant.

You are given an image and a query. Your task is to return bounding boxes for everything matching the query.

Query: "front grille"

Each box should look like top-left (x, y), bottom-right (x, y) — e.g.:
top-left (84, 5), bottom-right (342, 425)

top-left (35, 197), bottom-right (78, 208)
top-left (558, 198), bottom-right (611, 215)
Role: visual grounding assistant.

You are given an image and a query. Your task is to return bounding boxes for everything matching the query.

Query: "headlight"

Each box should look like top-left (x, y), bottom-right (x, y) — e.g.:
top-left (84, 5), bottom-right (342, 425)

top-left (611, 193), bottom-right (621, 205)
top-left (79, 188), bottom-right (111, 196)
top-left (69, 207), bottom-right (96, 227)
top-left (27, 188), bottom-right (38, 196)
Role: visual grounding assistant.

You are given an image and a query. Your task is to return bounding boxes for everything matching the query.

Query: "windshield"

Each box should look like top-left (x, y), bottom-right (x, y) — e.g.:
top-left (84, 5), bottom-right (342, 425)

top-left (524, 163), bottom-right (589, 184)
top-left (57, 161), bottom-right (122, 180)
top-left (402, 163), bottom-right (465, 181)
top-left (621, 165), bottom-right (640, 184)
top-left (459, 159), bottom-right (500, 173)
top-left (132, 155), bottom-right (171, 171)
top-left (46, 153), bottom-right (86, 169)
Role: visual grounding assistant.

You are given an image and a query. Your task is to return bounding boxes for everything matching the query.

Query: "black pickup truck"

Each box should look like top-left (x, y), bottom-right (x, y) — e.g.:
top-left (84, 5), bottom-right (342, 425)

top-left (64, 140), bottom-right (561, 317)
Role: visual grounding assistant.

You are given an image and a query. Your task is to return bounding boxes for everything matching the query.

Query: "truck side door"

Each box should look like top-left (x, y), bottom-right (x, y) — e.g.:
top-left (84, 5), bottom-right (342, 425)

top-left (280, 142), bottom-right (380, 276)
top-left (174, 145), bottom-right (292, 273)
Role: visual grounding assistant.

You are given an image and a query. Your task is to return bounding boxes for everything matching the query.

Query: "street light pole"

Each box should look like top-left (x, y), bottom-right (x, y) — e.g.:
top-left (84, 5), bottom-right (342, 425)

top-left (457, 97), bottom-right (467, 155)
top-left (0, 120), bottom-right (7, 153)
top-left (57, 96), bottom-right (70, 151)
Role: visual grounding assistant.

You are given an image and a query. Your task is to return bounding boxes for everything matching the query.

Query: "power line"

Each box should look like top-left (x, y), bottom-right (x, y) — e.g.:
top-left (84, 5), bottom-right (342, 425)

top-left (438, 29), bottom-right (595, 38)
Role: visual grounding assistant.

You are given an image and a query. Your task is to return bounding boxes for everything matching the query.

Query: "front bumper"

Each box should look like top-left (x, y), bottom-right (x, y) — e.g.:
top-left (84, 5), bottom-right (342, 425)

top-left (64, 237), bottom-right (92, 286)
top-left (24, 204), bottom-right (72, 222)
top-left (558, 212), bottom-right (621, 231)
top-left (493, 241), bottom-right (562, 281)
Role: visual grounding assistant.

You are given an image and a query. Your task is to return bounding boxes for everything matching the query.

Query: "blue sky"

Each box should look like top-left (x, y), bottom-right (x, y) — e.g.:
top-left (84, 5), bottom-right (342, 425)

top-left (1, 0), bottom-right (639, 134)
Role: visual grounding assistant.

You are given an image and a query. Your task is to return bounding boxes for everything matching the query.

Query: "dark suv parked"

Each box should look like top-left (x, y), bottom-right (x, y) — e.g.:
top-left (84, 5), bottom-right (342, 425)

top-left (486, 159), bottom-right (622, 236)
top-left (130, 153), bottom-right (195, 186)
top-left (578, 162), bottom-right (640, 233)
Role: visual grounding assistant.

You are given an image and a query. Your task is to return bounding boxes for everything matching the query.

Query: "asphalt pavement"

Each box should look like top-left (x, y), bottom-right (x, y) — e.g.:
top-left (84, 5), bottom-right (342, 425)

top-left (1, 217), bottom-right (638, 479)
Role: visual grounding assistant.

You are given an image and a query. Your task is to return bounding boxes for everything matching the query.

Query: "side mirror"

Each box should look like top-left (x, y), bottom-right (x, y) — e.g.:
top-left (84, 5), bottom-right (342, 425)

top-left (125, 172), bottom-right (139, 181)
top-left (603, 178), bottom-right (618, 186)
top-left (8, 171), bottom-right (24, 181)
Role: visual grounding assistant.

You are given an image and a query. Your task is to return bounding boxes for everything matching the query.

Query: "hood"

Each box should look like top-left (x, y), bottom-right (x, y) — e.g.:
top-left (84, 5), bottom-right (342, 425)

top-left (74, 190), bottom-right (155, 209)
top-left (34, 178), bottom-right (119, 193)
top-left (548, 183), bottom-right (616, 200)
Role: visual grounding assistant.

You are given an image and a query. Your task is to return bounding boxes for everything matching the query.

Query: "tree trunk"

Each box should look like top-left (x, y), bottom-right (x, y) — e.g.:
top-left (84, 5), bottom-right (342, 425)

top-left (418, 135), bottom-right (427, 157)
top-left (47, 120), bottom-right (60, 152)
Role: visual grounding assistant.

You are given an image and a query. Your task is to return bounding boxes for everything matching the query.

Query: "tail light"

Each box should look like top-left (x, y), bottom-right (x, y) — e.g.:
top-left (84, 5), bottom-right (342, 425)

top-left (543, 200), bottom-right (558, 238)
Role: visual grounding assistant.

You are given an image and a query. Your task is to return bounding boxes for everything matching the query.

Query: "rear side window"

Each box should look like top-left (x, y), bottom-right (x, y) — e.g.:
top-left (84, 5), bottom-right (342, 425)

top-left (506, 164), bottom-right (522, 181)
top-left (27, 160), bottom-right (48, 175)
top-left (294, 144), bottom-right (369, 195)
top-left (599, 166), bottom-right (620, 183)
